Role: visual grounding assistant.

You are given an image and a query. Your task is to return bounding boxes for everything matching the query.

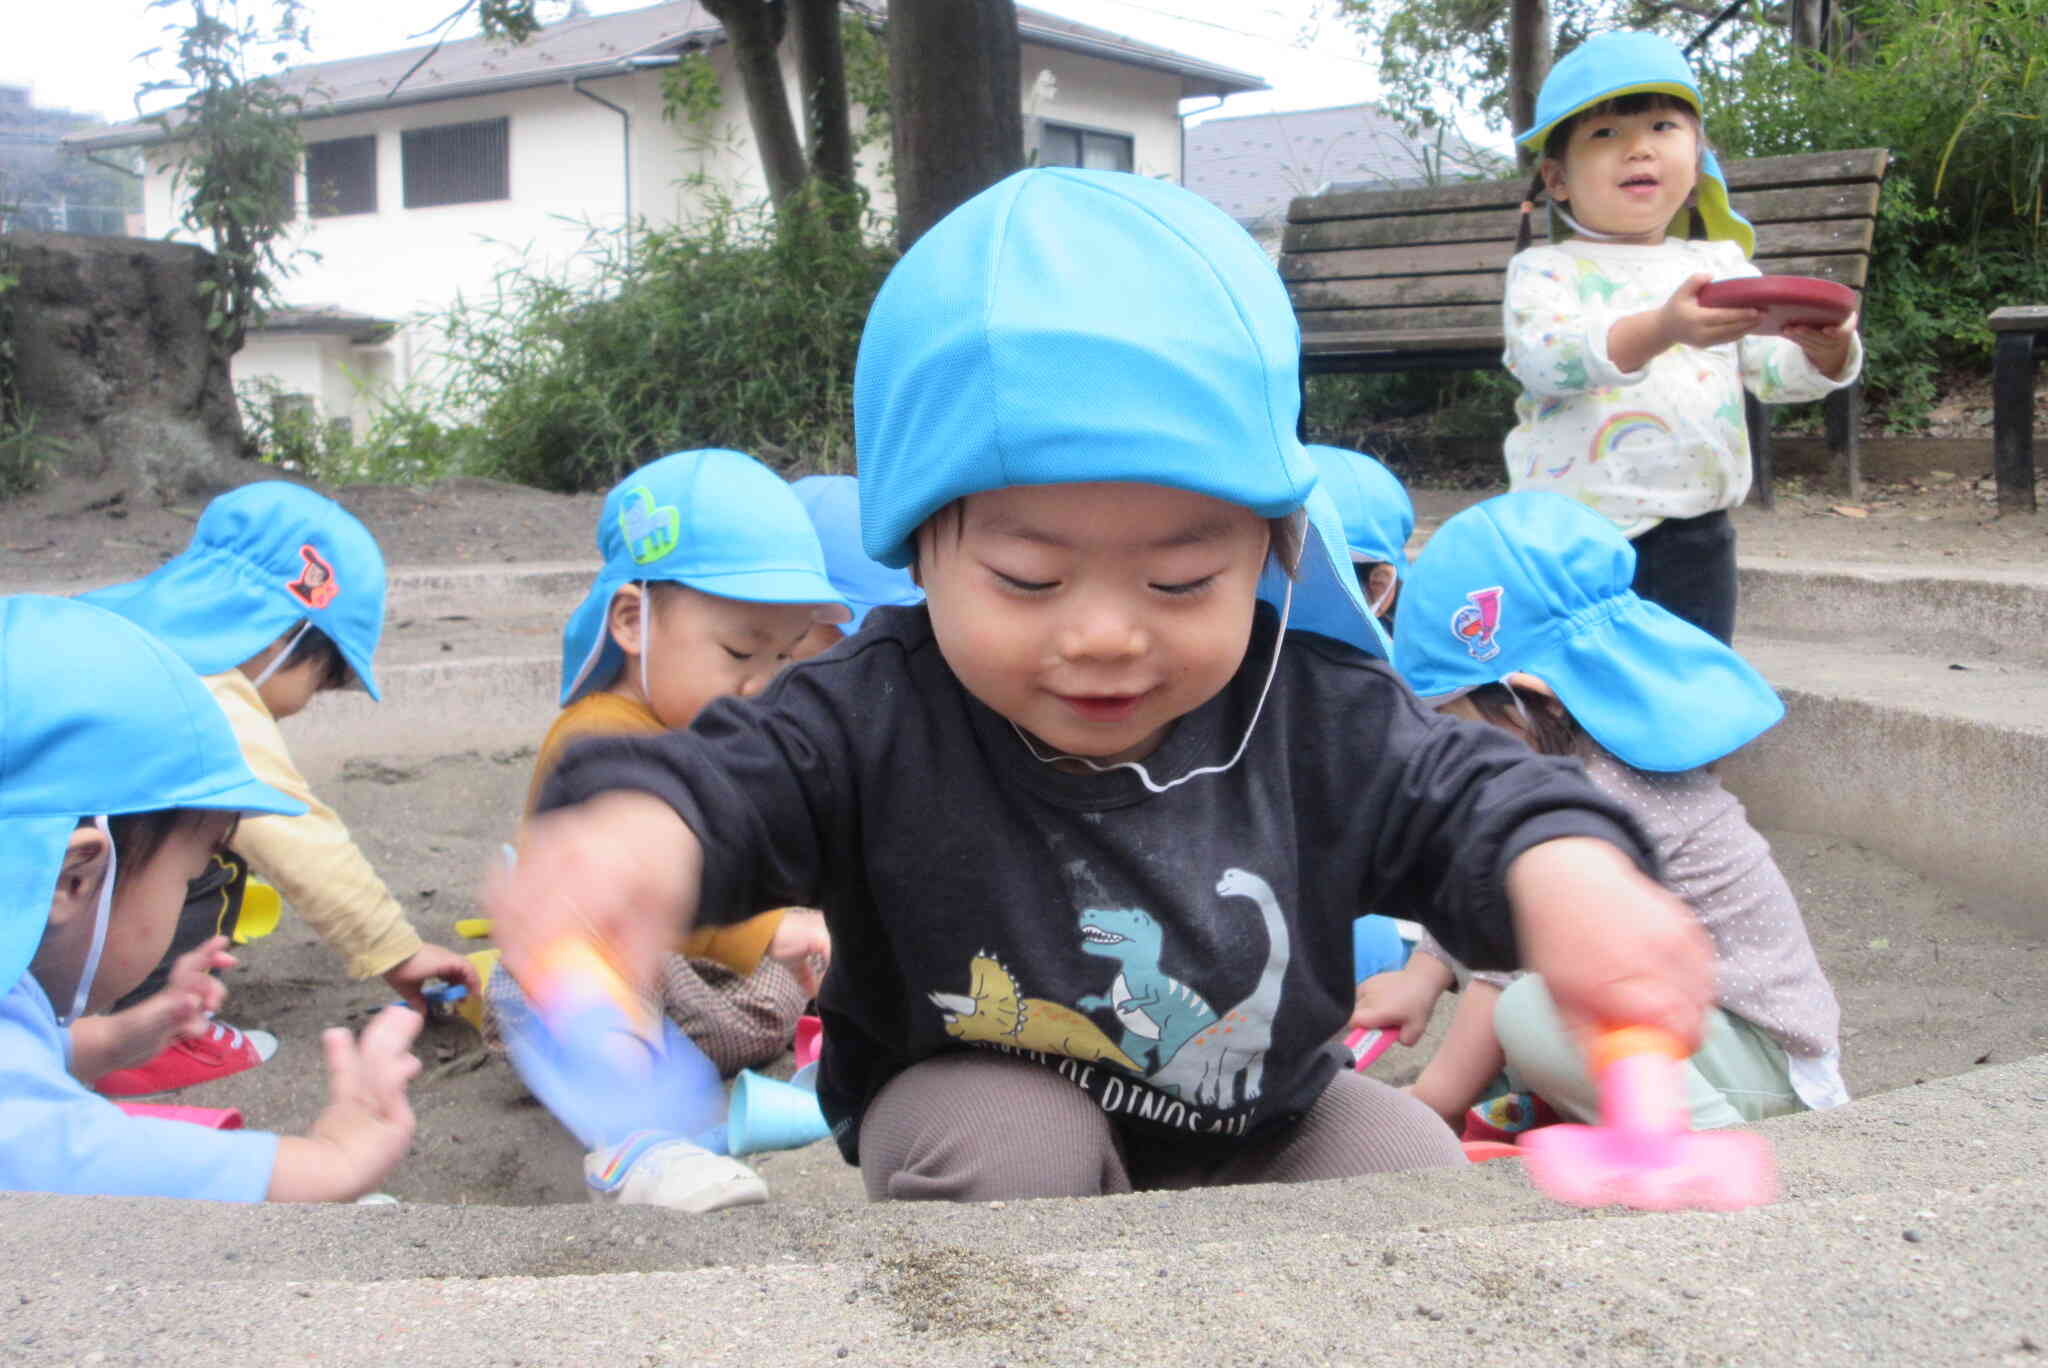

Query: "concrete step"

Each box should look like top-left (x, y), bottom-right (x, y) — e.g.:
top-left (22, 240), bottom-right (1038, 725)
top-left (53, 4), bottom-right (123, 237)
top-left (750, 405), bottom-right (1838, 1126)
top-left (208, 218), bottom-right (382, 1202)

top-left (1740, 558), bottom-right (2048, 670)
top-left (1725, 635), bottom-right (2048, 923)
top-left (3, 1054), bottom-right (2040, 1365)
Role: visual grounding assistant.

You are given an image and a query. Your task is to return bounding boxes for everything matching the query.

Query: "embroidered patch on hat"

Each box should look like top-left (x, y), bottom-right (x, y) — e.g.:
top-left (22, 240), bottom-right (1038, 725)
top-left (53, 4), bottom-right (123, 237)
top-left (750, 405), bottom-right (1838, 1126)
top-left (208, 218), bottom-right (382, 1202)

top-left (1451, 585), bottom-right (1504, 662)
top-left (286, 545), bottom-right (339, 610)
top-left (618, 486), bottom-right (680, 565)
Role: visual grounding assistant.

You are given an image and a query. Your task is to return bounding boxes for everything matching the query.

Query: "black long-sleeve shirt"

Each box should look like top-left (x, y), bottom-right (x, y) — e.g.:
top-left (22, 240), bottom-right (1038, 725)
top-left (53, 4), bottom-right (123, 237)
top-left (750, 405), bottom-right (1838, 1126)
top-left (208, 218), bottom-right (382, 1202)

top-left (540, 605), bottom-right (1650, 1162)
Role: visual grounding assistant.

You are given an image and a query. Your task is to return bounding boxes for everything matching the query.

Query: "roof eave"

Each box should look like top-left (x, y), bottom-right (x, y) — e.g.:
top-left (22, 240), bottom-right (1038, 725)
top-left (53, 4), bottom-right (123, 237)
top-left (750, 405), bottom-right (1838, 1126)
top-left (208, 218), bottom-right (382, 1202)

top-left (1018, 26), bottom-right (1265, 98)
top-left (63, 27), bottom-right (722, 153)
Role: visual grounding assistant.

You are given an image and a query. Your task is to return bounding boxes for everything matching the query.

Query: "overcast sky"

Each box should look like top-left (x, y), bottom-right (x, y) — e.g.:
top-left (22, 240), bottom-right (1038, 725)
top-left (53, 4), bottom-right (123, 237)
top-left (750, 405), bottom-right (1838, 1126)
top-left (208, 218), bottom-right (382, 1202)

top-left (10, 0), bottom-right (1383, 127)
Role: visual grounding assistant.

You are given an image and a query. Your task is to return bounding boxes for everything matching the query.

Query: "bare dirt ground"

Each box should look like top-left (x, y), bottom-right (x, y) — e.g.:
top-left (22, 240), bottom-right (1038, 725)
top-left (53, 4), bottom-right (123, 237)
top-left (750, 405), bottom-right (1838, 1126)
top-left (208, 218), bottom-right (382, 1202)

top-left (5, 458), bottom-right (2047, 595)
top-left (3, 467), bottom-right (2044, 1208)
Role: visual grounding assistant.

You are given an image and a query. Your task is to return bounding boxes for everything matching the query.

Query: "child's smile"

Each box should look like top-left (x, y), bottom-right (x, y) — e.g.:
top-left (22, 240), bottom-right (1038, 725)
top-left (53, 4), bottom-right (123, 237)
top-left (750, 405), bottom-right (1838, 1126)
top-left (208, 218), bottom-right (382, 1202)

top-left (917, 482), bottom-right (1271, 768)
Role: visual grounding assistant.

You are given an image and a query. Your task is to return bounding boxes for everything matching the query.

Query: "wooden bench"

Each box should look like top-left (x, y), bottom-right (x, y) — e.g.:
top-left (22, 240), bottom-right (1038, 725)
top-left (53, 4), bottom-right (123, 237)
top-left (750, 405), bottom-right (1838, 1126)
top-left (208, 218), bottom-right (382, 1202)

top-left (1991, 306), bottom-right (2047, 513)
top-left (1282, 148), bottom-right (1892, 506)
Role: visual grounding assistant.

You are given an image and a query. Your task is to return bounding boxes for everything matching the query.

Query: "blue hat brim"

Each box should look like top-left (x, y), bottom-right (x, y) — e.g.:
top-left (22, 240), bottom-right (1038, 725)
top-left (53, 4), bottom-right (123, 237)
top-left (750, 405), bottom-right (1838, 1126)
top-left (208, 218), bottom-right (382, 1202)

top-left (0, 815), bottom-right (80, 995)
top-left (1427, 595), bottom-right (1782, 771)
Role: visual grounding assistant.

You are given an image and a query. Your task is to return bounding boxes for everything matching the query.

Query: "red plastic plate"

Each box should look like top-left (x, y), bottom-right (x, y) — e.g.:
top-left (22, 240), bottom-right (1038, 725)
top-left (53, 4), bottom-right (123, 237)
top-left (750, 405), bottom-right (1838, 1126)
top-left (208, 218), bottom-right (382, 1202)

top-left (1696, 275), bottom-right (1858, 337)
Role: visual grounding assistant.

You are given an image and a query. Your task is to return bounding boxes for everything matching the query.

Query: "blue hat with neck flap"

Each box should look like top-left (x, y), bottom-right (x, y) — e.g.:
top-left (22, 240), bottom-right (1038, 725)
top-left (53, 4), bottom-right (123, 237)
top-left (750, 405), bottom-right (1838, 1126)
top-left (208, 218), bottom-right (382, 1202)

top-left (853, 167), bottom-right (1389, 660)
top-left (791, 474), bottom-right (923, 634)
top-left (560, 450), bottom-right (850, 705)
top-left (0, 596), bottom-right (304, 1004)
top-left (1392, 490), bottom-right (1781, 772)
top-left (1307, 444), bottom-right (1413, 573)
top-left (80, 481), bottom-right (387, 700)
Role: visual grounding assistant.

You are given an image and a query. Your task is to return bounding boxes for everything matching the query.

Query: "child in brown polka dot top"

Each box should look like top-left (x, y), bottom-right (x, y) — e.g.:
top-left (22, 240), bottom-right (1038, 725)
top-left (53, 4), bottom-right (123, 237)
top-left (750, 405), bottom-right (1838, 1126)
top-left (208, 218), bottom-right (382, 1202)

top-left (1355, 491), bottom-right (1845, 1135)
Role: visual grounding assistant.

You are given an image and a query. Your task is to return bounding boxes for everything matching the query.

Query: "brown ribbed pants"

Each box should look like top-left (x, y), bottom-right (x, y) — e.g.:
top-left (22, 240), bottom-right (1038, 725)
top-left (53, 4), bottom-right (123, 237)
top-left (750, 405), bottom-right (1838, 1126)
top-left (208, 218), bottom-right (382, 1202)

top-left (859, 1051), bottom-right (1465, 1202)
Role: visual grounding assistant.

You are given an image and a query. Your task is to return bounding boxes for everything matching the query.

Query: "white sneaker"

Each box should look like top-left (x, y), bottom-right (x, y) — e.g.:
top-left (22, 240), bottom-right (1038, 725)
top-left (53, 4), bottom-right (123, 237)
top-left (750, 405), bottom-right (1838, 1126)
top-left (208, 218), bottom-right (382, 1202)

top-left (584, 1132), bottom-right (768, 1213)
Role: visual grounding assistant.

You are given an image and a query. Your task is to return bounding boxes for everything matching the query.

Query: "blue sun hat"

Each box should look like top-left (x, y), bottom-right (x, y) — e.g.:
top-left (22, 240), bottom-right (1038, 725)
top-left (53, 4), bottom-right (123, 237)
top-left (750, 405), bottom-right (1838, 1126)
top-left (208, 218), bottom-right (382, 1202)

top-left (1307, 445), bottom-right (1413, 573)
top-left (853, 167), bottom-right (1389, 660)
top-left (791, 474), bottom-right (923, 634)
top-left (1392, 491), bottom-right (1781, 771)
top-left (0, 596), bottom-right (305, 1009)
top-left (79, 481), bottom-right (387, 700)
top-left (1517, 31), bottom-right (1755, 257)
top-left (560, 450), bottom-right (850, 705)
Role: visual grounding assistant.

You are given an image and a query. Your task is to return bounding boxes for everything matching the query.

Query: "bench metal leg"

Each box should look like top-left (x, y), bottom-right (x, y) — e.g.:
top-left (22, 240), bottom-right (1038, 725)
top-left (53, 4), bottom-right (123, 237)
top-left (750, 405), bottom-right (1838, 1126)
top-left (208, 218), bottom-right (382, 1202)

top-left (1825, 385), bottom-right (1862, 502)
top-left (1746, 392), bottom-right (1775, 511)
top-left (1994, 330), bottom-right (2038, 514)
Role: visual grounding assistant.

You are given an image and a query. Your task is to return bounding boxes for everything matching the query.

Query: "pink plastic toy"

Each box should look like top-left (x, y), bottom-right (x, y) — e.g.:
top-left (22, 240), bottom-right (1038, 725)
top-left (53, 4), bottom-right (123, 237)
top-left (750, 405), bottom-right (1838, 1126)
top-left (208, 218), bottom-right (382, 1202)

top-left (114, 1102), bottom-right (245, 1129)
top-left (1344, 1026), bottom-right (1393, 1072)
top-left (1520, 1026), bottom-right (1778, 1211)
top-left (793, 1015), bottom-right (823, 1071)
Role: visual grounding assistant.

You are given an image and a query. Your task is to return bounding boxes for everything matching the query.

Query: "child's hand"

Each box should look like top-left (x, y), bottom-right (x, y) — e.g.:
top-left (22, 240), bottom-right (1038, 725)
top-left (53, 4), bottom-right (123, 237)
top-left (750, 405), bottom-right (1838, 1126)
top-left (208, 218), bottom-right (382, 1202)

top-left (485, 792), bottom-right (700, 1001)
top-left (767, 909), bottom-right (830, 999)
top-left (1606, 274), bottom-right (1760, 372)
top-left (71, 936), bottom-right (237, 1078)
top-left (1659, 274), bottom-right (1763, 350)
top-left (382, 943), bottom-right (482, 1012)
top-left (1348, 956), bottom-right (1452, 1046)
top-left (268, 1006), bottom-right (423, 1202)
top-left (1784, 309), bottom-right (1859, 380)
top-left (1506, 837), bottom-right (1715, 1052)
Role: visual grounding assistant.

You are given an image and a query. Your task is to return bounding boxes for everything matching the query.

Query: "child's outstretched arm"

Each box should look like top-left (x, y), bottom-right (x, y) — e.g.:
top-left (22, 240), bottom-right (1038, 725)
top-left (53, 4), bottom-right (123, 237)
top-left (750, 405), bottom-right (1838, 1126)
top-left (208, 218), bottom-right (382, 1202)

top-left (266, 1005), bottom-right (423, 1202)
top-left (1506, 837), bottom-right (1715, 1051)
top-left (1607, 274), bottom-right (1762, 373)
top-left (486, 791), bottom-right (705, 1002)
top-left (69, 936), bottom-right (235, 1080)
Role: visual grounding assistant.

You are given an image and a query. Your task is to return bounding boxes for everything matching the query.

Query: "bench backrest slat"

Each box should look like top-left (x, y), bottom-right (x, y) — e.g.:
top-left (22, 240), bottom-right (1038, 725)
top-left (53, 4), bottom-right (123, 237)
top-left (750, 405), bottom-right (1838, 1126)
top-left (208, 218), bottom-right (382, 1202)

top-left (1282, 147), bottom-right (1888, 361)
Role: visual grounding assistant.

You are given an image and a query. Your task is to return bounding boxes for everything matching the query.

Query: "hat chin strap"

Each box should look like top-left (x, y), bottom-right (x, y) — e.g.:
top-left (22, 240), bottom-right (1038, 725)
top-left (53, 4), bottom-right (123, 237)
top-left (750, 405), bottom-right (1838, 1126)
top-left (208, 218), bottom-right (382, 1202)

top-left (250, 620), bottom-right (314, 690)
top-left (638, 582), bottom-right (652, 702)
top-left (1554, 206), bottom-right (1662, 245)
top-left (62, 816), bottom-right (116, 1026)
top-left (1012, 574), bottom-right (1294, 796)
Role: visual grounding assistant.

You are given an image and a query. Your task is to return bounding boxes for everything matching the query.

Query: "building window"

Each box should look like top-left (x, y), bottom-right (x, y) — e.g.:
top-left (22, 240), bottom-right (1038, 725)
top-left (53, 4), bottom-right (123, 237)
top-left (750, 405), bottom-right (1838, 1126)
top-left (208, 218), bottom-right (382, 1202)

top-left (306, 135), bottom-right (377, 218)
top-left (1038, 122), bottom-right (1134, 173)
top-left (400, 117), bottom-right (509, 208)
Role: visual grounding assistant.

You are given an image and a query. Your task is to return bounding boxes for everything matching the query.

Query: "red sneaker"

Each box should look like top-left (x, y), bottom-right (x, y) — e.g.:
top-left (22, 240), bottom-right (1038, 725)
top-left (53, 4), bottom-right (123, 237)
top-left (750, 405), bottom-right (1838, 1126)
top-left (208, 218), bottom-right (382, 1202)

top-left (93, 1022), bottom-right (279, 1097)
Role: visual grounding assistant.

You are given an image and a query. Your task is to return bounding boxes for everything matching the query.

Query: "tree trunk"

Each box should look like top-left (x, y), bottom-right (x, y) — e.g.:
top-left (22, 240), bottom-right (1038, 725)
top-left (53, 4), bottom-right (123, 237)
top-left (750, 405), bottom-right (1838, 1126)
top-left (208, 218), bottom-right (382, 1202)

top-left (701, 0), bottom-right (808, 208)
top-left (791, 0), bottom-right (853, 193)
top-left (889, 0), bottom-right (1024, 252)
top-left (1507, 0), bottom-right (1552, 166)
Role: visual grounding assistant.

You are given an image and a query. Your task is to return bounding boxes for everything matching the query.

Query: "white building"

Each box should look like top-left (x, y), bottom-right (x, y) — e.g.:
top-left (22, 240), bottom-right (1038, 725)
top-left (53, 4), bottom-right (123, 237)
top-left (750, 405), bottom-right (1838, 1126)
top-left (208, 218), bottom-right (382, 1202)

top-left (68, 2), bottom-right (1263, 438)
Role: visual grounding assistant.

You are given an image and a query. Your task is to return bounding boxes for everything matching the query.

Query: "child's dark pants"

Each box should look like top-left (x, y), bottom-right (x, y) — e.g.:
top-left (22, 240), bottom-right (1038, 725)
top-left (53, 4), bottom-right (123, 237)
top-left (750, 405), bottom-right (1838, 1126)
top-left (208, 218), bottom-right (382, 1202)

top-left (1629, 510), bottom-right (1737, 644)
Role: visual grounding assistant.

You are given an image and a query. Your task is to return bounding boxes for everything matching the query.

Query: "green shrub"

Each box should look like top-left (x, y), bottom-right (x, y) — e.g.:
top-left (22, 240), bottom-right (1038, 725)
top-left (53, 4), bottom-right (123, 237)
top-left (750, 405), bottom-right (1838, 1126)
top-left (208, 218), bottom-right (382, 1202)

top-left (238, 374), bottom-right (473, 486)
top-left (430, 185), bottom-right (897, 491)
top-left (1704, 0), bottom-right (2048, 429)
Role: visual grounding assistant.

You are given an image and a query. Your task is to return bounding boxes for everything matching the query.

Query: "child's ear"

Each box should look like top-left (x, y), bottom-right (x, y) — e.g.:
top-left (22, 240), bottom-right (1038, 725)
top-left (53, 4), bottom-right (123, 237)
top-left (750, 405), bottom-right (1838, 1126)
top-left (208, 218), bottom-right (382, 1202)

top-left (46, 827), bottom-right (113, 933)
top-left (605, 584), bottom-right (645, 657)
top-left (1503, 671), bottom-right (1558, 700)
top-left (1539, 157), bottom-right (1568, 203)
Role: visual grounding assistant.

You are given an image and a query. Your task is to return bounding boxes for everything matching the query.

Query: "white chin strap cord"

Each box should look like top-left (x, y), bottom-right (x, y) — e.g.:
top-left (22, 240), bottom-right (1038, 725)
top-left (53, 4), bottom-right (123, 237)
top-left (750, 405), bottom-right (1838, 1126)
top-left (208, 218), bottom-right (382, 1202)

top-left (62, 816), bottom-right (116, 1026)
top-left (1012, 574), bottom-right (1295, 796)
top-left (1555, 205), bottom-right (1660, 244)
top-left (249, 620), bottom-right (314, 690)
top-left (638, 582), bottom-right (652, 700)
